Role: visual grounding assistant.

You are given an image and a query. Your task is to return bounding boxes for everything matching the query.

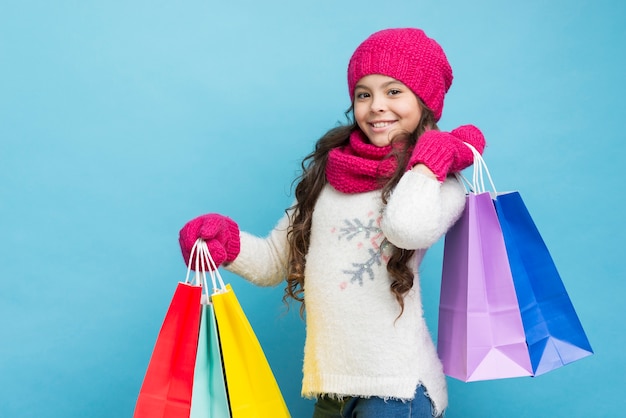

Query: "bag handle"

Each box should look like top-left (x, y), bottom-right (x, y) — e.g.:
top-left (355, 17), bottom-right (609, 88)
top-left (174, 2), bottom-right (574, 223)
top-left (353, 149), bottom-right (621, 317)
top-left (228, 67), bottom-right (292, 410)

top-left (184, 239), bottom-right (202, 285)
top-left (183, 239), bottom-right (210, 298)
top-left (457, 142), bottom-right (498, 195)
top-left (198, 240), bottom-right (228, 295)
top-left (183, 239), bottom-right (227, 298)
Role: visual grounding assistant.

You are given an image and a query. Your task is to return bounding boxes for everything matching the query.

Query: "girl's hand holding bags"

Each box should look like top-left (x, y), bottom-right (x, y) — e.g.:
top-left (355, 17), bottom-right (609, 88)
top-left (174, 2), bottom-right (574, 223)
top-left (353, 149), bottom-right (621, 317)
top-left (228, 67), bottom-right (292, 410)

top-left (179, 213), bottom-right (241, 270)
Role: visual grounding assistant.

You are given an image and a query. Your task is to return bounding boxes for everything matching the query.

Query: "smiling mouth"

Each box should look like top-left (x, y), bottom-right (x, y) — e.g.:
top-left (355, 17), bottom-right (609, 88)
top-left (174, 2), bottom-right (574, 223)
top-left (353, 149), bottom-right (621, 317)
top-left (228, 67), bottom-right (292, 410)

top-left (370, 121), bottom-right (396, 128)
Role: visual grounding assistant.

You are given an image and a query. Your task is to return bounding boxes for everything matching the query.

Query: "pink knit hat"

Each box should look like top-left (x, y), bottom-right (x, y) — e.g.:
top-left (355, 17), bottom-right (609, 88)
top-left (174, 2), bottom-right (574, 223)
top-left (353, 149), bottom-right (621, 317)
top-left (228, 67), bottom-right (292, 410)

top-left (347, 28), bottom-right (453, 121)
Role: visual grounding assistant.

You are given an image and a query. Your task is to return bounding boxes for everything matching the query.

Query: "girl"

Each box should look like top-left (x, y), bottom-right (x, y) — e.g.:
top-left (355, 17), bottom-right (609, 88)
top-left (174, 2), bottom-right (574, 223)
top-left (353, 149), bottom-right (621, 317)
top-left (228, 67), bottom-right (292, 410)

top-left (179, 28), bottom-right (485, 418)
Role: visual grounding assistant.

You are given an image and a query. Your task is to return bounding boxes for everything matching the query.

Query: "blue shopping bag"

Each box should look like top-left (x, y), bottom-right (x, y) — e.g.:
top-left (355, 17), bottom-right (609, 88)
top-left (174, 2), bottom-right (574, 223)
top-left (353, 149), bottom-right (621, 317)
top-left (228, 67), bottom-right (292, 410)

top-left (190, 302), bottom-right (231, 418)
top-left (494, 191), bottom-right (593, 375)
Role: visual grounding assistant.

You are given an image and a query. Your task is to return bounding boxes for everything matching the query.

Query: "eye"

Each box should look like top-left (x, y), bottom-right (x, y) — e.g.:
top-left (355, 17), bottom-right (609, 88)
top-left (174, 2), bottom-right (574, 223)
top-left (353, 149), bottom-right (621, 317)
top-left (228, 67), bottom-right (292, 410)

top-left (355, 91), bottom-right (370, 100)
top-left (388, 88), bottom-right (402, 96)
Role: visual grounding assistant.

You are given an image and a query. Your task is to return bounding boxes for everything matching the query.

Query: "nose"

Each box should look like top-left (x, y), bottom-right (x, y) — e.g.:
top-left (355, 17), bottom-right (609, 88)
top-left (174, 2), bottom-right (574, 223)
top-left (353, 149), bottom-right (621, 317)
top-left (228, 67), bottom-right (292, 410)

top-left (370, 94), bottom-right (386, 113)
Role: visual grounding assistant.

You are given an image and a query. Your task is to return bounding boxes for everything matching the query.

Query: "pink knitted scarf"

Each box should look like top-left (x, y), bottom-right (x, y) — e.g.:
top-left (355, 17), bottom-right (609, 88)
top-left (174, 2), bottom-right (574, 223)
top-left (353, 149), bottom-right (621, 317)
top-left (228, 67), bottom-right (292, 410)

top-left (326, 131), bottom-right (403, 194)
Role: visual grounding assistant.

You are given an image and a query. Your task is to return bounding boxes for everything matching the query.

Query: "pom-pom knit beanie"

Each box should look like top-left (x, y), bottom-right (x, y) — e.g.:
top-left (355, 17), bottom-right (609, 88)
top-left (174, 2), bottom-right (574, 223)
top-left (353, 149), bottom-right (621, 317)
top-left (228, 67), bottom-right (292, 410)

top-left (347, 28), bottom-right (453, 121)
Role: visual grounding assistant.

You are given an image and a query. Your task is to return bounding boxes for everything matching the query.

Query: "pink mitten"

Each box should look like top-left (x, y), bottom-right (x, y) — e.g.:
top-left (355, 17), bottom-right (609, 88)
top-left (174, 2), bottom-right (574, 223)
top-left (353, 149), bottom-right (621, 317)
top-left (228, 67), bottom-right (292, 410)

top-left (408, 124), bottom-right (486, 181)
top-left (179, 213), bottom-right (240, 270)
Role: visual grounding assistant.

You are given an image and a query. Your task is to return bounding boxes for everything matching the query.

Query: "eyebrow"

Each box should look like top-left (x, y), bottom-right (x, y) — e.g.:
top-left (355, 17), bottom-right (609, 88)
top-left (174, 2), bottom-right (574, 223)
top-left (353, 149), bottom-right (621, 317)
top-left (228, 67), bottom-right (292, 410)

top-left (354, 80), bottom-right (404, 91)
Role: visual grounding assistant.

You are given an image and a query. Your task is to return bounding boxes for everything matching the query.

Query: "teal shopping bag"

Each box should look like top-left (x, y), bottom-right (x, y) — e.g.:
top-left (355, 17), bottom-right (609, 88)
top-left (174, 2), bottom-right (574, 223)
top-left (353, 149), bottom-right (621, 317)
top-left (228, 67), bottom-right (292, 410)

top-left (190, 301), bottom-right (231, 418)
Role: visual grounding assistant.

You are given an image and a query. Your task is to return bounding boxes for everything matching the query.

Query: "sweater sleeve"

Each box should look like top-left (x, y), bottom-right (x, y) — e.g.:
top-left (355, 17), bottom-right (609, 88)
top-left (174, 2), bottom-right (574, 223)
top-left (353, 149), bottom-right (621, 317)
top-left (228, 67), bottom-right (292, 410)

top-left (380, 170), bottom-right (466, 250)
top-left (223, 211), bottom-right (291, 287)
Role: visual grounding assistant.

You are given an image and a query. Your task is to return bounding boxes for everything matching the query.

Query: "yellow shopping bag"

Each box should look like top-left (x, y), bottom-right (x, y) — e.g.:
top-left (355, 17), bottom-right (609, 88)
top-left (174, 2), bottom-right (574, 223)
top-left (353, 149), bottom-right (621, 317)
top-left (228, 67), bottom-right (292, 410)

top-left (196, 239), bottom-right (290, 418)
top-left (212, 284), bottom-right (290, 417)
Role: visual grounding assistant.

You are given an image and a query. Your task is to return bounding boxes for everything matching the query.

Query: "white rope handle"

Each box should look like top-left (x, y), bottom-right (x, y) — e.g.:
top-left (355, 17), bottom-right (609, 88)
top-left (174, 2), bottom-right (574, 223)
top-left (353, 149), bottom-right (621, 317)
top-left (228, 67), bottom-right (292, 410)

top-left (196, 242), bottom-right (210, 292)
top-left (183, 238), bottom-right (210, 304)
top-left (183, 238), bottom-right (228, 296)
top-left (196, 239), bottom-right (227, 294)
top-left (454, 172), bottom-right (474, 194)
top-left (184, 239), bottom-right (201, 284)
top-left (462, 142), bottom-right (497, 195)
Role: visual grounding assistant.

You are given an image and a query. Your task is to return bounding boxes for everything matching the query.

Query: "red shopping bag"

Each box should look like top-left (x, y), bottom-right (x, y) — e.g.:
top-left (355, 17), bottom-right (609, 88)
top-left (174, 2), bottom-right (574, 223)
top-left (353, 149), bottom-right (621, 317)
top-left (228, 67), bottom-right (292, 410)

top-left (133, 282), bottom-right (203, 418)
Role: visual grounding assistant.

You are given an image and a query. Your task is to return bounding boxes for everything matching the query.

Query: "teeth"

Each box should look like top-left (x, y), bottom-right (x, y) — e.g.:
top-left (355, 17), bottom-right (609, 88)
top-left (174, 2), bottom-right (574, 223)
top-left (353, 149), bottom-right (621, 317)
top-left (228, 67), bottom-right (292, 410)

top-left (372, 122), bottom-right (393, 128)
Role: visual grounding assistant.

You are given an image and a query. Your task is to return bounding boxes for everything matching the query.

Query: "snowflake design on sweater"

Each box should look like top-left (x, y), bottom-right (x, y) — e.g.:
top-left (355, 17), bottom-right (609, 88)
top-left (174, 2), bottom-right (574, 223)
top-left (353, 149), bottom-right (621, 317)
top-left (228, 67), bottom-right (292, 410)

top-left (332, 210), bottom-right (391, 287)
top-left (339, 217), bottom-right (380, 242)
top-left (343, 248), bottom-right (383, 286)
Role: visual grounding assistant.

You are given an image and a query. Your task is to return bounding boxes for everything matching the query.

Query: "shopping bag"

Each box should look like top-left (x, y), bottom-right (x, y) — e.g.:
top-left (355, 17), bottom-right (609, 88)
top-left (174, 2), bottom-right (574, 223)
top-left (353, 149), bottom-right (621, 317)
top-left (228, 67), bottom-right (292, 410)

top-left (188, 239), bottom-right (231, 418)
top-left (202, 245), bottom-right (291, 418)
top-left (133, 281), bottom-right (203, 418)
top-left (190, 301), bottom-right (231, 418)
top-left (494, 191), bottom-right (593, 375)
top-left (438, 189), bottom-right (533, 382)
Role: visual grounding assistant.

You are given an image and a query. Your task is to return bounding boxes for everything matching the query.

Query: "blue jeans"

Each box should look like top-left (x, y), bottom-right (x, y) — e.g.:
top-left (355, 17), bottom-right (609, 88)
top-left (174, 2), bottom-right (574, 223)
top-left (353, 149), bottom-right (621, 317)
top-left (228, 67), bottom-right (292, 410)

top-left (312, 386), bottom-right (441, 418)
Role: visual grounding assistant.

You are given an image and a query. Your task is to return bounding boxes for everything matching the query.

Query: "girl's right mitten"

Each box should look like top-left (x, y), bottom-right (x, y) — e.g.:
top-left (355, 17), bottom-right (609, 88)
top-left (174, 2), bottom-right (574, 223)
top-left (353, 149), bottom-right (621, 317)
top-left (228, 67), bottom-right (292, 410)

top-left (178, 213), bottom-right (241, 270)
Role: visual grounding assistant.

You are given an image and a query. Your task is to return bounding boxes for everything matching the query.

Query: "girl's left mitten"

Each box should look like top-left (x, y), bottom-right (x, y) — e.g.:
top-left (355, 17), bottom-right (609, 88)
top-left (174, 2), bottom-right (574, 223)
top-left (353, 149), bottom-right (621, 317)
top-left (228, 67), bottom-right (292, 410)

top-left (409, 124), bottom-right (486, 181)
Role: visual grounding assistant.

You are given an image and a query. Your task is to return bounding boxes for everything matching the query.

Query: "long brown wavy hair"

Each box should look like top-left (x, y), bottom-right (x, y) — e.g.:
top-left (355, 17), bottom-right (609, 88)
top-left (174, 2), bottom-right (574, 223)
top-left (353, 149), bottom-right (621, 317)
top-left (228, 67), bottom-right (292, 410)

top-left (284, 103), bottom-right (438, 316)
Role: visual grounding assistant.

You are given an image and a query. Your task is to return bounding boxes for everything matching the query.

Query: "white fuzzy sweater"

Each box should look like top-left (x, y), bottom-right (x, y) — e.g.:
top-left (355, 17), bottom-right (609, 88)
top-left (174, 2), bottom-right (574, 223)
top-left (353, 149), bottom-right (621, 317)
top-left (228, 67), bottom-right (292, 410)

top-left (226, 171), bottom-right (466, 415)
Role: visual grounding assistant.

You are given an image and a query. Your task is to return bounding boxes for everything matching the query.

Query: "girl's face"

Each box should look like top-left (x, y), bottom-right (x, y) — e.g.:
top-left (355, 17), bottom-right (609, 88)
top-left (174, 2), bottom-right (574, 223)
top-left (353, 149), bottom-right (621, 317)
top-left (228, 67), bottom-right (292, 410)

top-left (353, 74), bottom-right (422, 147)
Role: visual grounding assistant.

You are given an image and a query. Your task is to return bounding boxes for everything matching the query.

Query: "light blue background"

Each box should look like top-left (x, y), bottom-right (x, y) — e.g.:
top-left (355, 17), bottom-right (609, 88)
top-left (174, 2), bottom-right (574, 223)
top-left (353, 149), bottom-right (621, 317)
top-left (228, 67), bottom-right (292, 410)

top-left (1, 1), bottom-right (623, 417)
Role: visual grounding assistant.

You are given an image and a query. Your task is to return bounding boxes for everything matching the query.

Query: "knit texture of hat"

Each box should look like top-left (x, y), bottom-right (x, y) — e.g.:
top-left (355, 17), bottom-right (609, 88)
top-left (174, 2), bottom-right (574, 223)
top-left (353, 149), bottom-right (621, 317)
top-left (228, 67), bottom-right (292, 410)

top-left (347, 28), bottom-right (453, 121)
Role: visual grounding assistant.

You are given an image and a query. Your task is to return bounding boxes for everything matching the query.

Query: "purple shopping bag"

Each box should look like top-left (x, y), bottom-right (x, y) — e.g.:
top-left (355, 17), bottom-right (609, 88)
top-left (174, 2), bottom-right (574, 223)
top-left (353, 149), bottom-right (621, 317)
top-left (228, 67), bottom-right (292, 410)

top-left (437, 191), bottom-right (533, 382)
